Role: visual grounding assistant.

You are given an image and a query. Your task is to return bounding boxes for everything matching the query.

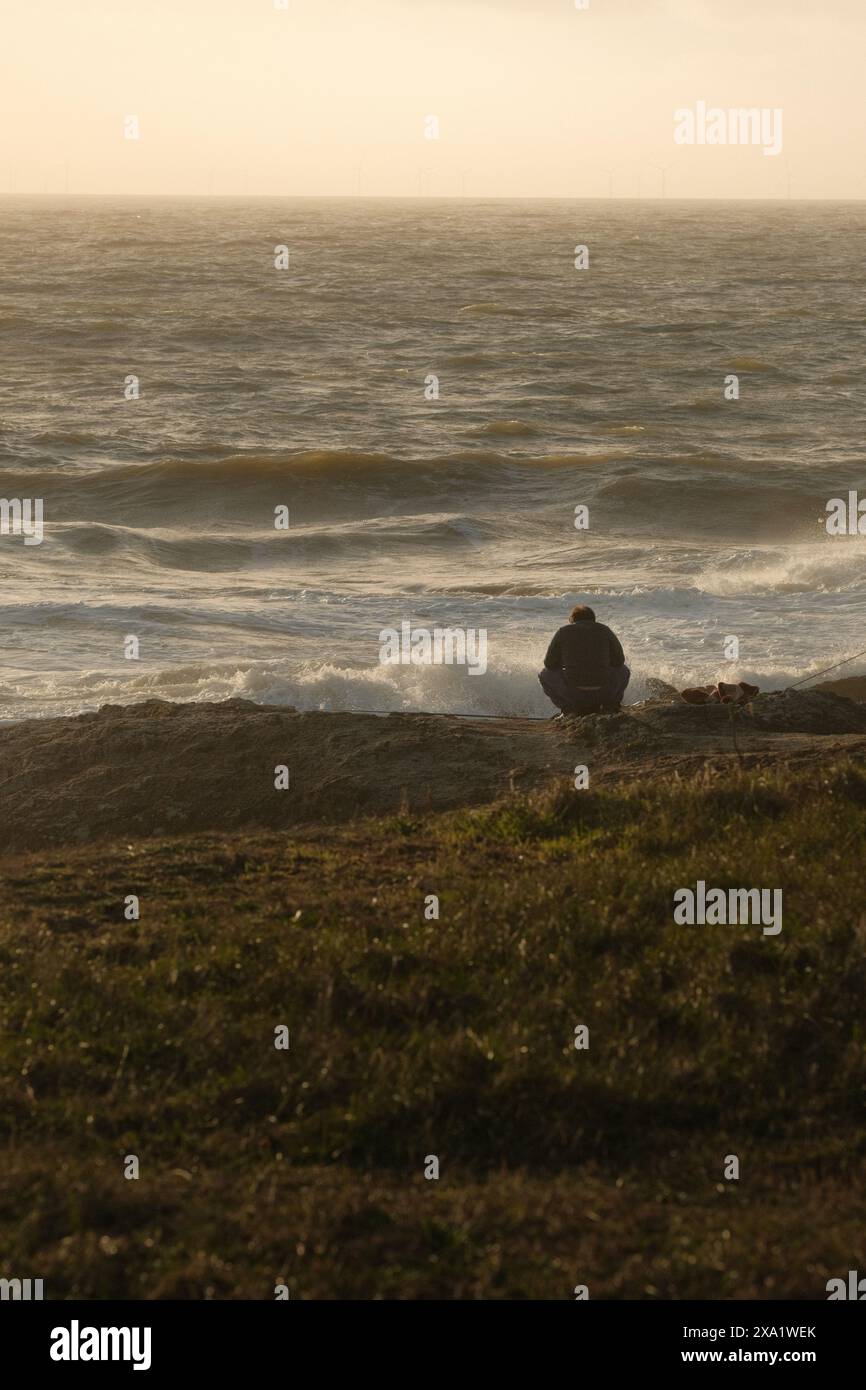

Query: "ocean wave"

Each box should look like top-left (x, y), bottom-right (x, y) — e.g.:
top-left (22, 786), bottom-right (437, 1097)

top-left (698, 542), bottom-right (866, 596)
top-left (727, 357), bottom-right (781, 373)
top-left (31, 430), bottom-right (102, 447)
top-left (471, 420), bottom-right (539, 438)
top-left (0, 598), bottom-right (297, 636)
top-left (0, 449), bottom-right (840, 564)
top-left (44, 513), bottom-right (502, 568)
top-left (457, 302), bottom-right (517, 316)
top-left (0, 448), bottom-right (639, 512)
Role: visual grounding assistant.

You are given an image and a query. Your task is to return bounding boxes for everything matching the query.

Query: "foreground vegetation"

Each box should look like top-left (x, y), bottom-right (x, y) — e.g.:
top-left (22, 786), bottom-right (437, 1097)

top-left (1, 759), bottom-right (865, 1298)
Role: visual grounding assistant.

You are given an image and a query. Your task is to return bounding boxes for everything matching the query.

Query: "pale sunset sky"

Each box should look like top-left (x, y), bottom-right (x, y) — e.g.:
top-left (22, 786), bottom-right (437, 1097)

top-left (1, 0), bottom-right (863, 198)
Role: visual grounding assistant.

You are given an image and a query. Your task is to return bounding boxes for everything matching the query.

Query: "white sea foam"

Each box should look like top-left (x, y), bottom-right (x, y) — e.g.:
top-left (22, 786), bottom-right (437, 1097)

top-left (698, 541), bottom-right (866, 597)
top-left (4, 647), bottom-right (864, 725)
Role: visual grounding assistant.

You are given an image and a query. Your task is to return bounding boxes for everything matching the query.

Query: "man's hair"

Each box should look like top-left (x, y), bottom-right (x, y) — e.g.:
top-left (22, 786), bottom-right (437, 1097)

top-left (569, 604), bottom-right (596, 623)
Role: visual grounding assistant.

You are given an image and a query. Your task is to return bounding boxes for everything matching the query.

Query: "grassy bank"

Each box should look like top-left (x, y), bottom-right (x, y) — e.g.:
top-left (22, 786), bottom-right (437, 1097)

top-left (1, 758), bottom-right (865, 1299)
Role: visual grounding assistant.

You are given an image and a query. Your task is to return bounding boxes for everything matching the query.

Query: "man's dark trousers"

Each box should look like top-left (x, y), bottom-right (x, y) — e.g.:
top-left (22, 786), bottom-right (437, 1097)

top-left (538, 664), bottom-right (630, 713)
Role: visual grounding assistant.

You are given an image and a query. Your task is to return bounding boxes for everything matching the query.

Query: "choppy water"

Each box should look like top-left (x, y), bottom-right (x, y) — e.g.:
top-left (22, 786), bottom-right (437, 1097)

top-left (1, 197), bottom-right (865, 720)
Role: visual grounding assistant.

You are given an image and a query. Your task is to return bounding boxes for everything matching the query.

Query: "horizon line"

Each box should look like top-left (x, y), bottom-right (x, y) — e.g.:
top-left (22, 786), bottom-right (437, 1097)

top-left (1, 193), bottom-right (863, 203)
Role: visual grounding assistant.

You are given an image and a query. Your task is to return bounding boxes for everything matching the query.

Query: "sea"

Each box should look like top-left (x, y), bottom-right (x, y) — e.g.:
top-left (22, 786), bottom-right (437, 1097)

top-left (1, 196), bottom-right (865, 721)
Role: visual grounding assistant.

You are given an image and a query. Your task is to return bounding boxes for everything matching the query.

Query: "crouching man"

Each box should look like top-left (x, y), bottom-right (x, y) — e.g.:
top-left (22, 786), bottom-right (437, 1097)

top-left (539, 604), bottom-right (630, 717)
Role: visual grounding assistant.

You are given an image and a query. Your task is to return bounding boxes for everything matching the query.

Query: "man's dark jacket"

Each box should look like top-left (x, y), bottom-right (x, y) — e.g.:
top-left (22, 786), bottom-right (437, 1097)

top-left (543, 620), bottom-right (625, 687)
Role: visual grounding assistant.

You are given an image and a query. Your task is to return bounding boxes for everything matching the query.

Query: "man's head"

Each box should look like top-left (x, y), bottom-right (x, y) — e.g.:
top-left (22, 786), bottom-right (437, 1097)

top-left (569, 604), bottom-right (596, 623)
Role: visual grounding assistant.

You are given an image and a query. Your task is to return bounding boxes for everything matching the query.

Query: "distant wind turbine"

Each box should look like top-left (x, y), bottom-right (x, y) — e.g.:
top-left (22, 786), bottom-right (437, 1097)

top-left (650, 164), bottom-right (670, 199)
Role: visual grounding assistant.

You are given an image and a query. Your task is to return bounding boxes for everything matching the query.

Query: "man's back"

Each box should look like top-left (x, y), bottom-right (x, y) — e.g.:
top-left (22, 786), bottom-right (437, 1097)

top-left (544, 620), bottom-right (624, 686)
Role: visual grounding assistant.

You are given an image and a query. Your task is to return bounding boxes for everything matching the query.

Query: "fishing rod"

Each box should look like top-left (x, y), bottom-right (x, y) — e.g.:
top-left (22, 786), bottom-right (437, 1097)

top-left (359, 708), bottom-right (551, 721)
top-left (786, 645), bottom-right (866, 690)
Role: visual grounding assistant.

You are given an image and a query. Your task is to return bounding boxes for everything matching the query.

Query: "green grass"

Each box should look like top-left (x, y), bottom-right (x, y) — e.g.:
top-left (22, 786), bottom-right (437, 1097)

top-left (1, 760), bottom-right (865, 1298)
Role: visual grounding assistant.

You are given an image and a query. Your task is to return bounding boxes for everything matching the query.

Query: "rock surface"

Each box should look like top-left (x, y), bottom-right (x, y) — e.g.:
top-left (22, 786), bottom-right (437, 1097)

top-left (0, 686), bottom-right (864, 853)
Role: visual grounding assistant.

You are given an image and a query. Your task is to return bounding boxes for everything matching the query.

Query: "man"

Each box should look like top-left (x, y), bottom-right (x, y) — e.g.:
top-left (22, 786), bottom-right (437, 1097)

top-left (539, 604), bottom-right (630, 716)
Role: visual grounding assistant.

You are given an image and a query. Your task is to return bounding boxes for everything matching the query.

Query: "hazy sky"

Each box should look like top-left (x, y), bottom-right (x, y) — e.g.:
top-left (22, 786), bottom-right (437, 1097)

top-left (1, 0), bottom-right (864, 197)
